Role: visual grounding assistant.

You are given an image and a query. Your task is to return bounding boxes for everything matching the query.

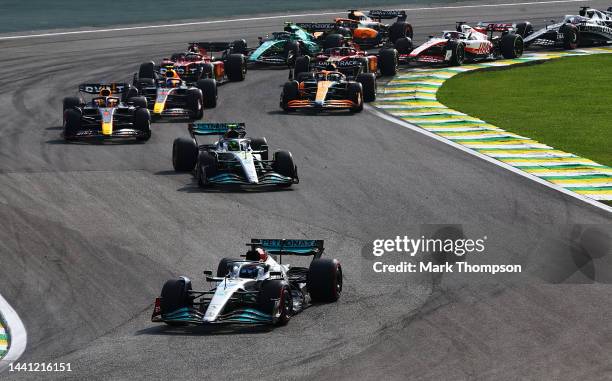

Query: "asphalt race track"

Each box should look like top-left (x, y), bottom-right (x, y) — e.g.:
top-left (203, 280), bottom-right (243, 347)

top-left (1, 1), bottom-right (611, 380)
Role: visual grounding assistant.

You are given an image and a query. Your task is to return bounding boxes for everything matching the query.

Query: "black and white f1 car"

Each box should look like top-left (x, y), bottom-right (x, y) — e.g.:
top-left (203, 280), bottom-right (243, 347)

top-left (522, 7), bottom-right (612, 49)
top-left (172, 122), bottom-right (299, 187)
top-left (407, 22), bottom-right (523, 65)
top-left (151, 239), bottom-right (342, 326)
top-left (62, 83), bottom-right (151, 141)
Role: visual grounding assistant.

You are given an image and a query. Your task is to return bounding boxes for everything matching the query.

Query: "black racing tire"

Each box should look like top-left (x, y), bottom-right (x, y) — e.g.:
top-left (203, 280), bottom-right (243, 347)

top-left (172, 137), bottom-right (198, 172)
top-left (281, 81), bottom-right (299, 111)
top-left (216, 257), bottom-right (241, 277)
top-left (257, 280), bottom-right (292, 326)
top-left (63, 109), bottom-right (82, 140)
top-left (447, 40), bottom-right (465, 66)
top-left (294, 56), bottom-right (311, 79)
top-left (231, 39), bottom-right (248, 55)
top-left (134, 108), bottom-right (151, 141)
top-left (356, 72), bottom-right (376, 102)
top-left (394, 37), bottom-right (413, 55)
top-left (186, 88), bottom-right (204, 119)
top-left (125, 86), bottom-right (139, 100)
top-left (226, 53), bottom-right (246, 81)
top-left (136, 78), bottom-right (156, 88)
top-left (514, 21), bottom-right (533, 38)
top-left (62, 96), bottom-right (81, 111)
top-left (389, 21), bottom-right (413, 43)
top-left (160, 277), bottom-right (192, 325)
top-left (379, 48), bottom-right (398, 76)
top-left (323, 33), bottom-right (344, 49)
top-left (138, 61), bottom-right (156, 79)
top-left (250, 137), bottom-right (269, 161)
top-left (196, 151), bottom-right (218, 188)
top-left (500, 33), bottom-right (524, 59)
top-left (196, 78), bottom-right (217, 108)
top-left (561, 23), bottom-right (579, 50)
top-left (199, 63), bottom-right (214, 79)
top-left (283, 41), bottom-right (300, 66)
top-left (128, 96), bottom-right (147, 109)
top-left (307, 258), bottom-right (342, 303)
top-left (273, 150), bottom-right (296, 187)
top-left (347, 82), bottom-right (363, 112)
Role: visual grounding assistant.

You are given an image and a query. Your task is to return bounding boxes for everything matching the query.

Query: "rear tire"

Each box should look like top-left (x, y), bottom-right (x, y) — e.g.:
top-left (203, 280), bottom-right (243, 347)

top-left (197, 78), bottom-right (217, 108)
top-left (500, 33), bottom-right (523, 59)
top-left (273, 150), bottom-right (297, 187)
top-left (347, 82), bottom-right (363, 112)
top-left (226, 53), bottom-right (246, 81)
top-left (134, 108), bottom-right (151, 141)
top-left (515, 21), bottom-right (533, 38)
top-left (378, 48), bottom-right (398, 76)
top-left (250, 137), bottom-right (269, 161)
top-left (257, 280), bottom-right (292, 326)
top-left (160, 277), bottom-right (192, 325)
top-left (281, 81), bottom-right (299, 111)
top-left (356, 73), bottom-right (376, 102)
top-left (172, 137), bottom-right (198, 172)
top-left (307, 258), bottom-right (342, 302)
top-left (561, 24), bottom-right (579, 50)
top-left (139, 61), bottom-right (156, 79)
top-left (283, 41), bottom-right (300, 66)
top-left (389, 21), bottom-right (413, 43)
top-left (294, 56), bottom-right (311, 79)
top-left (128, 96), bottom-right (147, 109)
top-left (231, 39), bottom-right (248, 54)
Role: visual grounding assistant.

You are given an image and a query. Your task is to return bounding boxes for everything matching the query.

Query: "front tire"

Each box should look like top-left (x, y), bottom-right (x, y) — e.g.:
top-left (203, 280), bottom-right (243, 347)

top-left (257, 280), bottom-right (292, 326)
top-left (160, 277), bottom-right (192, 326)
top-left (196, 151), bottom-right (218, 188)
top-left (186, 88), bottom-right (204, 119)
top-left (273, 150), bottom-right (297, 187)
top-left (500, 33), bottom-right (523, 59)
top-left (226, 53), bottom-right (246, 81)
top-left (281, 81), bottom-right (299, 111)
top-left (347, 82), bottom-right (363, 112)
top-left (356, 73), bottom-right (376, 102)
top-left (63, 109), bottom-right (82, 140)
top-left (447, 40), bottom-right (465, 66)
top-left (378, 48), bottom-right (398, 76)
top-left (133, 108), bottom-right (151, 141)
top-left (196, 78), bottom-right (217, 108)
top-left (172, 137), bottom-right (198, 172)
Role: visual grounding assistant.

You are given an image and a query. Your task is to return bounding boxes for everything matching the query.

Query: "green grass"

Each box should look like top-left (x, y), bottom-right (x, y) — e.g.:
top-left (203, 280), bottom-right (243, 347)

top-left (437, 54), bottom-right (612, 168)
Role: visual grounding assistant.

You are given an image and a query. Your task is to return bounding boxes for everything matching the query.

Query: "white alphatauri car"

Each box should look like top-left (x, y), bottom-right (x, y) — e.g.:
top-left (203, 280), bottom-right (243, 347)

top-left (171, 122), bottom-right (299, 188)
top-left (151, 239), bottom-right (342, 326)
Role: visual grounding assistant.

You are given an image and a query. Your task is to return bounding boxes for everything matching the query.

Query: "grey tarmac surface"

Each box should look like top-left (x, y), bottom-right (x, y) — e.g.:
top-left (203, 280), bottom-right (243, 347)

top-left (0, 1), bottom-right (611, 380)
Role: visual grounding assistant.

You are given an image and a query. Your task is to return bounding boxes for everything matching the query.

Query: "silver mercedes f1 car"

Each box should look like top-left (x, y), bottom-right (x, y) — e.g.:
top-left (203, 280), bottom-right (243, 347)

top-left (151, 239), bottom-right (342, 326)
top-left (171, 122), bottom-right (299, 187)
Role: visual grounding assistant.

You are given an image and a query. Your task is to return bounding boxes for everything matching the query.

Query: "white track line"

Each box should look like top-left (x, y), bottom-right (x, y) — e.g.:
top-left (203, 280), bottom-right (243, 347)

top-left (366, 105), bottom-right (612, 214)
top-left (0, 0), bottom-right (588, 41)
top-left (0, 293), bottom-right (27, 373)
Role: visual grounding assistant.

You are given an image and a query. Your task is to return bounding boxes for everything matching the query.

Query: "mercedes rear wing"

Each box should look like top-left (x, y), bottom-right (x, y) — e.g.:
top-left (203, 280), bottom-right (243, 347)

top-left (188, 122), bottom-right (246, 137)
top-left (78, 83), bottom-right (130, 94)
top-left (368, 9), bottom-right (407, 21)
top-left (248, 239), bottom-right (325, 259)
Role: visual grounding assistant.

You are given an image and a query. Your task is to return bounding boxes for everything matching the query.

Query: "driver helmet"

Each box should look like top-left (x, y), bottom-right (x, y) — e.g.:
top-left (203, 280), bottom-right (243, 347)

top-left (324, 63), bottom-right (337, 71)
top-left (227, 140), bottom-right (240, 151)
top-left (255, 247), bottom-right (268, 262)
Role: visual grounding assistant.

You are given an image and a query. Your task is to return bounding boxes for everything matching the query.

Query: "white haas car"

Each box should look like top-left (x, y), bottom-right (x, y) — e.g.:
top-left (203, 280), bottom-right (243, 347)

top-left (408, 22), bottom-right (524, 65)
top-left (151, 239), bottom-right (342, 326)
